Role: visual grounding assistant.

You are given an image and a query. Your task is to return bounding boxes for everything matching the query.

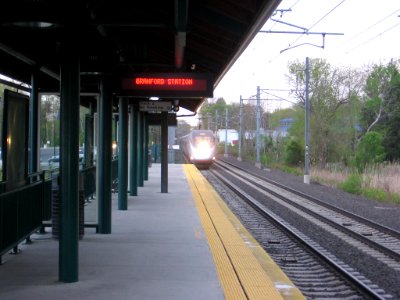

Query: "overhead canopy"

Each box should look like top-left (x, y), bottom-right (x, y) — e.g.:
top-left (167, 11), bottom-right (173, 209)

top-left (0, 0), bottom-right (280, 112)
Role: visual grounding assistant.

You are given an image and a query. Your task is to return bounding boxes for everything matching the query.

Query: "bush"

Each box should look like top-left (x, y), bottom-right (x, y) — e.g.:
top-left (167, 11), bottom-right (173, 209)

top-left (339, 173), bottom-right (362, 195)
top-left (284, 139), bottom-right (304, 166)
top-left (260, 153), bottom-right (272, 166)
top-left (362, 188), bottom-right (387, 201)
top-left (355, 131), bottom-right (385, 172)
top-left (391, 193), bottom-right (400, 204)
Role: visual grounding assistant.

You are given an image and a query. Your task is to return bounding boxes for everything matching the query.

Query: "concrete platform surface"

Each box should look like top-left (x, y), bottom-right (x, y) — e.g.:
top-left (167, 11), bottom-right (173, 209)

top-left (0, 164), bottom-right (224, 300)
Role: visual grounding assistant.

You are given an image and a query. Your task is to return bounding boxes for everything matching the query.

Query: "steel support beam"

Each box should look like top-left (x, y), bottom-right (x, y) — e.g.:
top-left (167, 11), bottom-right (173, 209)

top-left (98, 78), bottom-right (113, 234)
top-left (59, 45), bottom-right (80, 283)
top-left (129, 105), bottom-right (138, 196)
top-left (29, 72), bottom-right (39, 173)
top-left (137, 111), bottom-right (144, 187)
top-left (118, 98), bottom-right (128, 209)
top-left (161, 111), bottom-right (168, 193)
top-left (174, 0), bottom-right (188, 69)
top-left (144, 115), bottom-right (149, 181)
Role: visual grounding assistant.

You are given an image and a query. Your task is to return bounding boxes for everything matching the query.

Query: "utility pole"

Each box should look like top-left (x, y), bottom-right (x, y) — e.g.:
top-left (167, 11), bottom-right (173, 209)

top-left (304, 57), bottom-right (310, 184)
top-left (238, 95), bottom-right (243, 161)
top-left (224, 107), bottom-right (228, 157)
top-left (215, 110), bottom-right (218, 132)
top-left (255, 86), bottom-right (261, 168)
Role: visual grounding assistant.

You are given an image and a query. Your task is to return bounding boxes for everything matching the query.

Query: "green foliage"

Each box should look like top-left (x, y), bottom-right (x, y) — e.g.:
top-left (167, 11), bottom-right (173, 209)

top-left (268, 108), bottom-right (297, 129)
top-left (216, 143), bottom-right (238, 156)
top-left (339, 173), bottom-right (362, 195)
top-left (284, 139), bottom-right (304, 166)
top-left (355, 131), bottom-right (385, 172)
top-left (270, 163), bottom-right (303, 176)
top-left (260, 153), bottom-right (272, 166)
top-left (361, 188), bottom-right (387, 202)
top-left (339, 173), bottom-right (396, 203)
top-left (287, 58), bottom-right (366, 167)
top-left (359, 60), bottom-right (400, 162)
top-left (390, 193), bottom-right (400, 204)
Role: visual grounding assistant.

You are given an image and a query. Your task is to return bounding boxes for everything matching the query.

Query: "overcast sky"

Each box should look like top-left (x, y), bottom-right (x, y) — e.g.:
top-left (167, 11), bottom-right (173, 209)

top-left (211, 0), bottom-right (400, 112)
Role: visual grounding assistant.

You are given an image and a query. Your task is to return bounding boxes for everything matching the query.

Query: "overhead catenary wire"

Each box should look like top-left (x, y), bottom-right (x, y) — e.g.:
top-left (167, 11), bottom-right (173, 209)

top-left (284, 0), bottom-right (347, 51)
top-left (345, 21), bottom-right (400, 54)
top-left (340, 7), bottom-right (400, 47)
top-left (245, 0), bottom-right (304, 77)
top-left (262, 0), bottom-right (346, 67)
top-left (261, 90), bottom-right (300, 106)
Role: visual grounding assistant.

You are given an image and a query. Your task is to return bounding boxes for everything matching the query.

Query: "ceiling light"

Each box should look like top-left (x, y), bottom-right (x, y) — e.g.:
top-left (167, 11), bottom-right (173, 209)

top-left (7, 21), bottom-right (57, 28)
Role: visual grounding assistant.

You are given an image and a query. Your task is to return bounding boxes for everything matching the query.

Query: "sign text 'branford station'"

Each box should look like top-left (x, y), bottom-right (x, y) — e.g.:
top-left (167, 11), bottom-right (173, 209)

top-left (135, 77), bottom-right (194, 86)
top-left (120, 73), bottom-right (213, 97)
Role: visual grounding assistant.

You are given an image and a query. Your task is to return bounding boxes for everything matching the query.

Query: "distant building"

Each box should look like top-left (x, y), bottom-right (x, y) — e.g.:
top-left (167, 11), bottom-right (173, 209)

top-left (217, 129), bottom-right (238, 146)
top-left (263, 118), bottom-right (294, 141)
top-left (275, 118), bottom-right (293, 138)
top-left (241, 118), bottom-right (294, 142)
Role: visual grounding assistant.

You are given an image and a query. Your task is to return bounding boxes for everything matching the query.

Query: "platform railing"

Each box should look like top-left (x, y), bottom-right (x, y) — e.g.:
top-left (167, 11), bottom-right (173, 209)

top-left (111, 158), bottom-right (118, 182)
top-left (80, 165), bottom-right (96, 200)
top-left (0, 172), bottom-right (52, 257)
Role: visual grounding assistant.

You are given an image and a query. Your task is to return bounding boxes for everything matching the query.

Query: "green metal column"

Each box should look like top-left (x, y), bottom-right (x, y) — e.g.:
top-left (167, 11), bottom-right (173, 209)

top-left (118, 98), bottom-right (128, 210)
top-left (144, 114), bottom-right (149, 181)
top-left (137, 111), bottom-right (144, 187)
top-left (59, 45), bottom-right (80, 283)
top-left (129, 105), bottom-right (138, 196)
top-left (98, 78), bottom-right (113, 234)
top-left (161, 111), bottom-right (168, 193)
top-left (29, 72), bottom-right (39, 173)
top-left (113, 115), bottom-right (118, 157)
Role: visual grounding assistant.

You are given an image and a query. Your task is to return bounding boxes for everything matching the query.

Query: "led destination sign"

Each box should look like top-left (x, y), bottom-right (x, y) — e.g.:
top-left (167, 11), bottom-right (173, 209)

top-left (120, 73), bottom-right (213, 97)
top-left (135, 78), bottom-right (195, 86)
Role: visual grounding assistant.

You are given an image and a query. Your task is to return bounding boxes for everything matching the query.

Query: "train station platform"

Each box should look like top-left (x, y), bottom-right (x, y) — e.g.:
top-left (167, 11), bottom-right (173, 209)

top-left (0, 164), bottom-right (303, 300)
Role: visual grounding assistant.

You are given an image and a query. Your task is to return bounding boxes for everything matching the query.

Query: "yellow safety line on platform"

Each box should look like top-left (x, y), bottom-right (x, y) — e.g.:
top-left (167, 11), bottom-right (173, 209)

top-left (184, 165), bottom-right (295, 300)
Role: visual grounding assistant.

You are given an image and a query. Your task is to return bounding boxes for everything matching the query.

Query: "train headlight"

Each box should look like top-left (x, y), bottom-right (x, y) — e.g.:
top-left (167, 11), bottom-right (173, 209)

top-left (190, 142), bottom-right (213, 160)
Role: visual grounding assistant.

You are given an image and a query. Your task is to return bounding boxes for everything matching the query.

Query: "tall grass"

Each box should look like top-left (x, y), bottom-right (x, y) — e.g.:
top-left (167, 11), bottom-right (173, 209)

top-left (311, 163), bottom-right (400, 204)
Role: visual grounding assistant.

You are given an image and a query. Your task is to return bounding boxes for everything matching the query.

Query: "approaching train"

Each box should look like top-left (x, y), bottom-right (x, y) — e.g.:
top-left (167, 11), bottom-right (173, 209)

top-left (179, 129), bottom-right (216, 168)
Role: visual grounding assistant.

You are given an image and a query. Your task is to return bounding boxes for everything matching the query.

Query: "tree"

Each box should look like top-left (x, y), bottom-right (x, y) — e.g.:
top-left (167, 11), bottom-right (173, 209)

top-left (359, 60), bottom-right (400, 161)
top-left (40, 95), bottom-right (60, 147)
top-left (176, 120), bottom-right (192, 139)
top-left (287, 58), bottom-right (365, 167)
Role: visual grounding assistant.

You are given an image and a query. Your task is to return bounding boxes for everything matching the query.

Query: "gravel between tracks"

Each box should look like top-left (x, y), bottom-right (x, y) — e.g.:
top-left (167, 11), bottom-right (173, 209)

top-left (220, 155), bottom-right (400, 232)
top-left (215, 155), bottom-right (400, 299)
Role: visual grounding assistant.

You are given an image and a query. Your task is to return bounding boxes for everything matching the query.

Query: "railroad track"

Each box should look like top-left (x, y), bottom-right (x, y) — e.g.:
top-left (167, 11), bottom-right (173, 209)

top-left (204, 160), bottom-right (398, 299)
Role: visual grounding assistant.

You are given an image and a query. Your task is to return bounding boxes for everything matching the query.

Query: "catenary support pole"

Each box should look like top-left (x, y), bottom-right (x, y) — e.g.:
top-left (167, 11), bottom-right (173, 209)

top-left (238, 95), bottom-right (243, 161)
top-left (224, 107), bottom-right (228, 157)
top-left (215, 110), bottom-right (218, 132)
top-left (255, 86), bottom-right (261, 168)
top-left (304, 57), bottom-right (311, 184)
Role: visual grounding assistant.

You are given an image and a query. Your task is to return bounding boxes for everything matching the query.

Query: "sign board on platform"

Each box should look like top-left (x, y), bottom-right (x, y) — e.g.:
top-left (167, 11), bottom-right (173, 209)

top-left (139, 101), bottom-right (171, 112)
top-left (120, 73), bottom-right (213, 97)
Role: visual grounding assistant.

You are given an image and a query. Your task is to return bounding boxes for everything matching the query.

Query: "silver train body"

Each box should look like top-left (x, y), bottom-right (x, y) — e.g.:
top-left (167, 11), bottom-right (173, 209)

top-left (179, 129), bottom-right (216, 168)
